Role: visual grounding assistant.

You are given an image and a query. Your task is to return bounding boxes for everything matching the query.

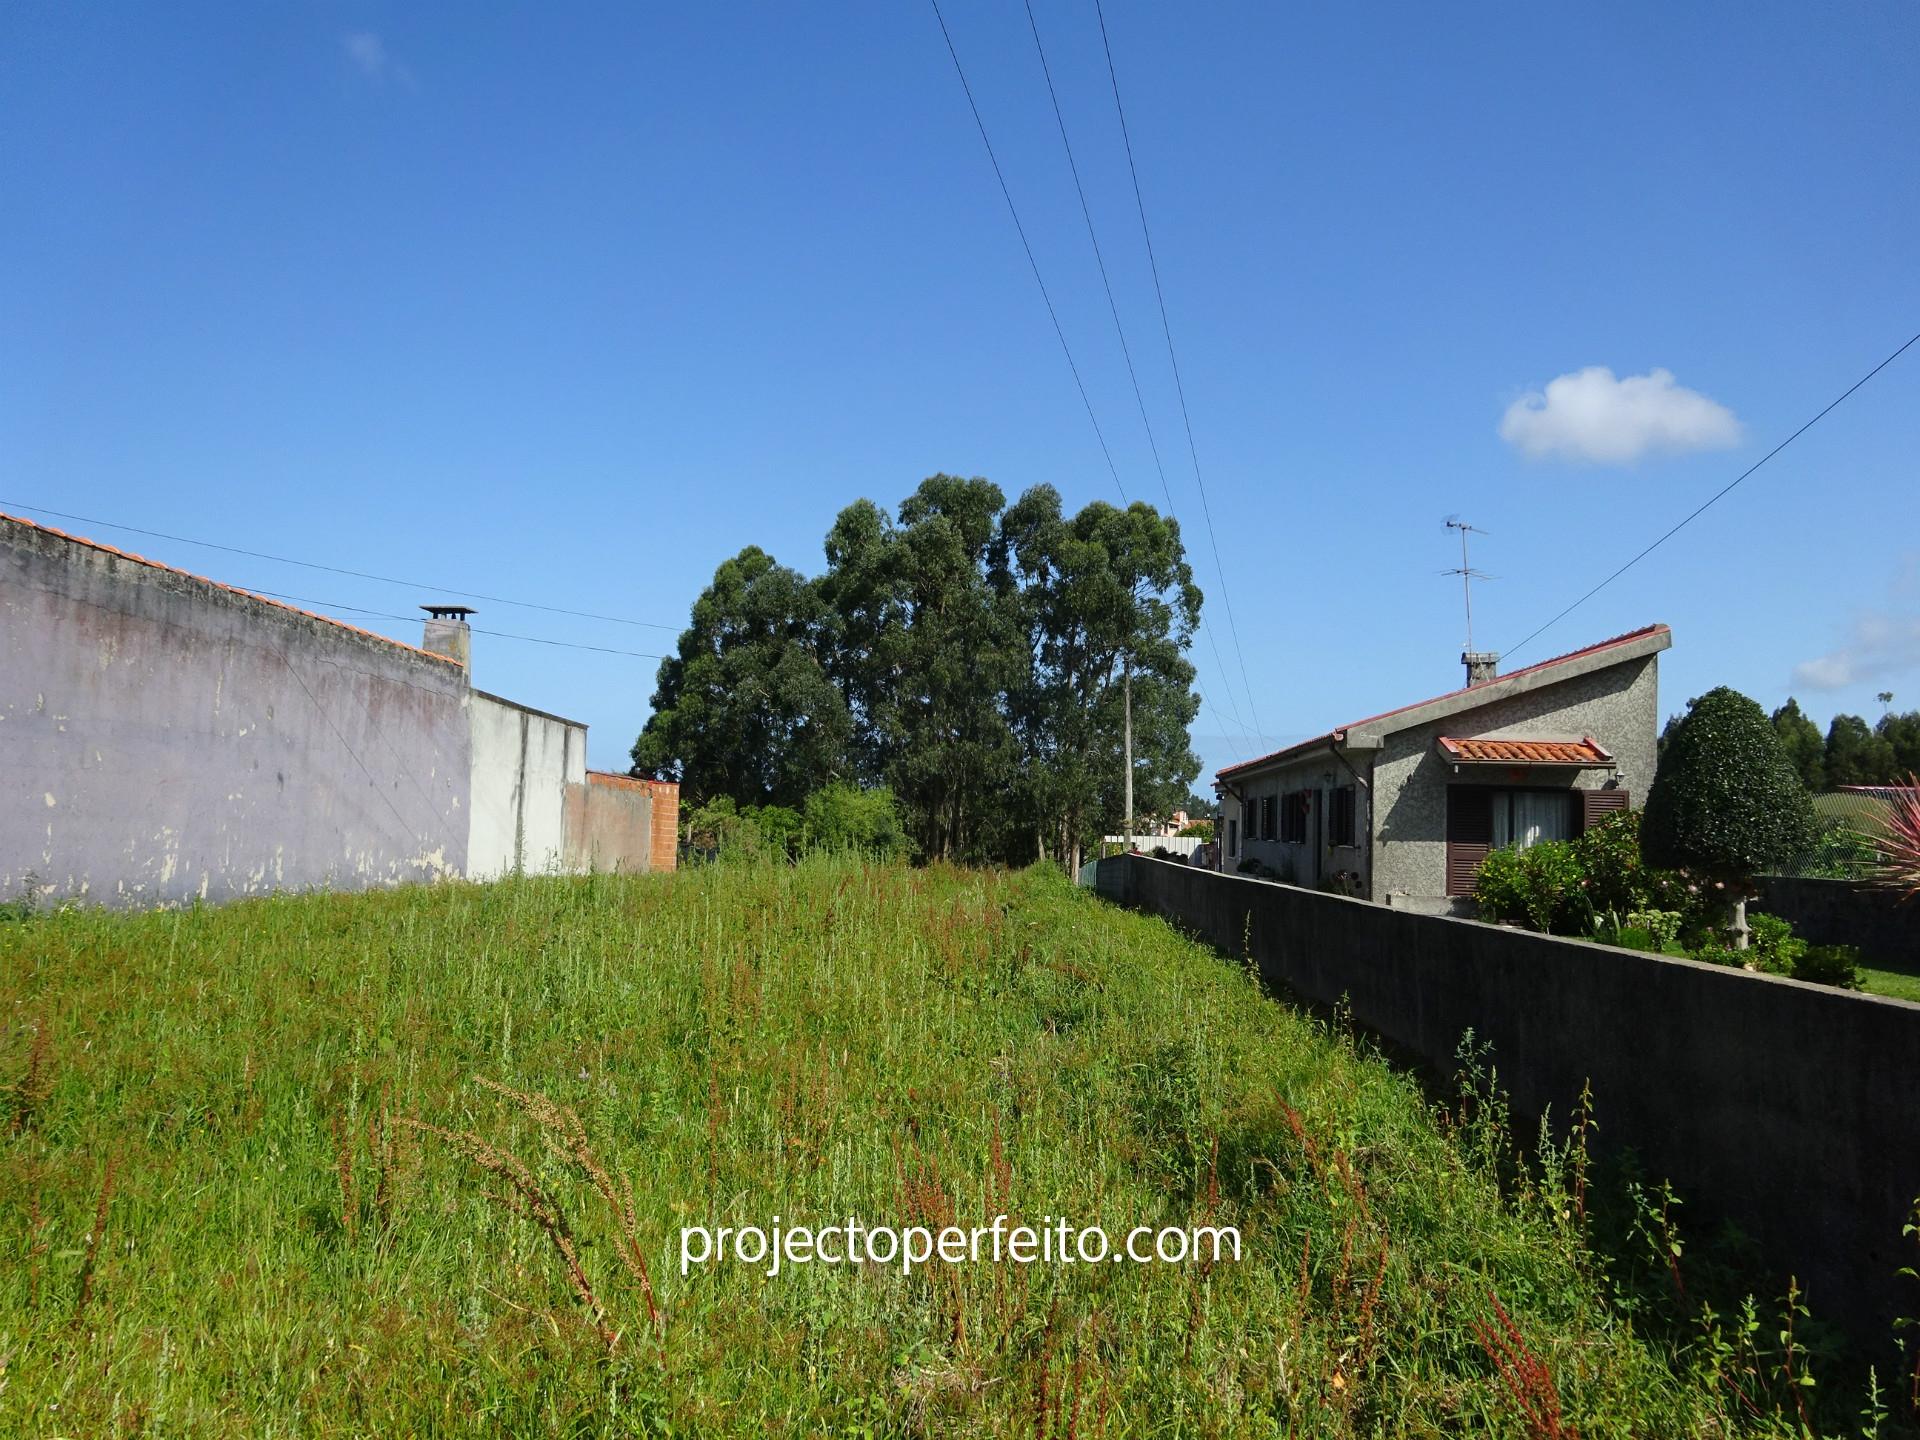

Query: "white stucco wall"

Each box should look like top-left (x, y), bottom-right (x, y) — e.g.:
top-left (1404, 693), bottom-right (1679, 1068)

top-left (468, 690), bottom-right (588, 880)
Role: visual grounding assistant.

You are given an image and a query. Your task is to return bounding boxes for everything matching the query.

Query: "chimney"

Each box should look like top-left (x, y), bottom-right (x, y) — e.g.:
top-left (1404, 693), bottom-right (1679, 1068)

top-left (1462, 651), bottom-right (1499, 687)
top-left (421, 604), bottom-right (475, 669)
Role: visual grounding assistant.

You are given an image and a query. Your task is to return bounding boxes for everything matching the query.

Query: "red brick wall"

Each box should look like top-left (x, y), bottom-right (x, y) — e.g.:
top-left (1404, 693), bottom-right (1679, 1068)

top-left (582, 773), bottom-right (678, 873)
top-left (642, 778), bottom-right (679, 872)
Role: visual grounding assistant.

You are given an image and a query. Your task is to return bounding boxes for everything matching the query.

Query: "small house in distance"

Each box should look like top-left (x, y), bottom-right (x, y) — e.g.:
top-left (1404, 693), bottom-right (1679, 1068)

top-left (1213, 625), bottom-right (1670, 913)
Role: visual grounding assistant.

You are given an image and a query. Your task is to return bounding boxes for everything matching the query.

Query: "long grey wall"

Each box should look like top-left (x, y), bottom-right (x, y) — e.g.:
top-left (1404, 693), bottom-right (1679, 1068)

top-left (1757, 875), bottom-right (1918, 971)
top-left (2, 515), bottom-right (471, 905)
top-left (1101, 854), bottom-right (1920, 1340)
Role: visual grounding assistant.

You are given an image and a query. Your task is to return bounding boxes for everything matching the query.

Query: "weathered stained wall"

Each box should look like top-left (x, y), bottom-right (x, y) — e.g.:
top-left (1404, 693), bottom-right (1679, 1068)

top-left (1101, 854), bottom-right (1920, 1343)
top-left (1371, 653), bottom-right (1658, 909)
top-left (565, 772), bottom-right (656, 872)
top-left (468, 691), bottom-right (589, 879)
top-left (1, 514), bottom-right (471, 905)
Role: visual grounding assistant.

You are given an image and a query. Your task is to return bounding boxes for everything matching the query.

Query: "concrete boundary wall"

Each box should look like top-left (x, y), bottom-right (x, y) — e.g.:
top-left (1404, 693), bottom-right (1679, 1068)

top-left (1098, 854), bottom-right (1920, 1340)
top-left (1757, 875), bottom-right (1918, 972)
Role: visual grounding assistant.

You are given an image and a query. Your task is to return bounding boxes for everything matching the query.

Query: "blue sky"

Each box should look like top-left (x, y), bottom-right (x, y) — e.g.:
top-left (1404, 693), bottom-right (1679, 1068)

top-left (4, 2), bottom-right (1917, 781)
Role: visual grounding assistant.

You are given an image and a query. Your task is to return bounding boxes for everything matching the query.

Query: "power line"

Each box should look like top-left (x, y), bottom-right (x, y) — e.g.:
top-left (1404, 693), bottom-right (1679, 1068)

top-left (1090, 0), bottom-right (1263, 738)
top-left (926, 0), bottom-right (1128, 505)
top-left (0, 499), bottom-right (682, 632)
top-left (1502, 329), bottom-right (1920, 663)
top-left (1019, 0), bottom-right (1259, 757)
top-left (248, 589), bottom-right (668, 661)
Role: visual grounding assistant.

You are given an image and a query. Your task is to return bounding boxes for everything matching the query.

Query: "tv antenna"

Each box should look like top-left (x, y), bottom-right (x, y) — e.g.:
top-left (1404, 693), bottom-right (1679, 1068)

top-left (1442, 516), bottom-right (1494, 652)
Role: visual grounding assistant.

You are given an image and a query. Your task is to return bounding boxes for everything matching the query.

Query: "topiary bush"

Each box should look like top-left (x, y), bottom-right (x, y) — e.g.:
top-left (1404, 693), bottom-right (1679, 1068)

top-left (1642, 687), bottom-right (1817, 947)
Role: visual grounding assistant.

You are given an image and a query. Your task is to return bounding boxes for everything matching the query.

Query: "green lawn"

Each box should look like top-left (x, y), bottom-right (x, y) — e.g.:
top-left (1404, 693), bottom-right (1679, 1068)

top-left (0, 859), bottom-right (1898, 1436)
top-left (1861, 964), bottom-right (1920, 1005)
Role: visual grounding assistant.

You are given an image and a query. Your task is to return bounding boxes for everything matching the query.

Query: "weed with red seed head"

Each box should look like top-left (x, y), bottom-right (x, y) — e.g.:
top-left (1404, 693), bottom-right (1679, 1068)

top-left (1472, 1290), bottom-right (1578, 1440)
top-left (72, 1151), bottom-right (117, 1331)
top-left (9, 1018), bottom-right (53, 1136)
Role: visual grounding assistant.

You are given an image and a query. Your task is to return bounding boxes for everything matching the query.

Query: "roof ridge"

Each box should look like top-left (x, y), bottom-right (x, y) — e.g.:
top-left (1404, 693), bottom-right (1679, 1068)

top-left (1, 509), bottom-right (461, 667)
top-left (1218, 623), bottom-right (1668, 780)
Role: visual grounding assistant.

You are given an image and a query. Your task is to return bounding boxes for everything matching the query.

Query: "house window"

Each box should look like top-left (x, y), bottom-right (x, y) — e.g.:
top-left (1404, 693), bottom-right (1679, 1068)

top-left (1328, 785), bottom-right (1356, 847)
top-left (1491, 789), bottom-right (1576, 850)
top-left (1227, 818), bottom-right (1239, 858)
top-left (1447, 786), bottom-right (1578, 896)
top-left (1281, 791), bottom-right (1310, 844)
top-left (1259, 794), bottom-right (1277, 841)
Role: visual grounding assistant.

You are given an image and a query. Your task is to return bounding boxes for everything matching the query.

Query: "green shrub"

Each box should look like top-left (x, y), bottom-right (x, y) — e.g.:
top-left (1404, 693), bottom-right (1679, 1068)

top-left (1690, 944), bottom-right (1747, 970)
top-left (1472, 846), bottom-right (1529, 924)
top-left (1743, 912), bottom-right (1804, 976)
top-left (751, 804), bottom-right (806, 857)
top-left (1679, 912), bottom-right (1860, 989)
top-left (683, 796), bottom-right (770, 859)
top-left (1473, 841), bottom-right (1590, 934)
top-left (1792, 943), bottom-right (1863, 989)
top-left (802, 783), bottom-right (909, 860)
top-left (1599, 924), bottom-right (1660, 953)
top-left (1176, 819), bottom-right (1214, 840)
top-left (1624, 908), bottom-right (1685, 949)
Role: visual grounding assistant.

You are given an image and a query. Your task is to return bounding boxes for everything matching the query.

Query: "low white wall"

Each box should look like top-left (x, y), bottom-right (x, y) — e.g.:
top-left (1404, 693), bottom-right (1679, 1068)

top-left (468, 690), bottom-right (587, 880)
top-left (1105, 834), bottom-right (1202, 858)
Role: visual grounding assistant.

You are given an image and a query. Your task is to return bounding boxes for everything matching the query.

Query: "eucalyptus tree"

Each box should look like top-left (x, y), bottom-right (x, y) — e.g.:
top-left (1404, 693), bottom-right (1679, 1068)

top-left (1001, 486), bottom-right (1202, 872)
top-left (819, 476), bottom-right (1024, 862)
top-left (630, 546), bottom-right (853, 809)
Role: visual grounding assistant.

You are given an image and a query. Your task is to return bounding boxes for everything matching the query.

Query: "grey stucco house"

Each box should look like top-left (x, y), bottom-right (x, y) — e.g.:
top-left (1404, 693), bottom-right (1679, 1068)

top-left (1213, 624), bottom-right (1670, 913)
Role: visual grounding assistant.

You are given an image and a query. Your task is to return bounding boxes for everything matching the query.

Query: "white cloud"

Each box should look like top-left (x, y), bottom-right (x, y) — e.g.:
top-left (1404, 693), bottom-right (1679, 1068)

top-left (1793, 613), bottom-right (1920, 691)
top-left (343, 31), bottom-right (409, 84)
top-left (1499, 366), bottom-right (1742, 464)
top-left (1792, 556), bottom-right (1920, 691)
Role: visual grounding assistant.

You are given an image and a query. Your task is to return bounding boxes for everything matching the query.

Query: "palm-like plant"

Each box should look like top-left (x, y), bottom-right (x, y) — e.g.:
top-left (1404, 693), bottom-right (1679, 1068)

top-left (1872, 775), bottom-right (1920, 902)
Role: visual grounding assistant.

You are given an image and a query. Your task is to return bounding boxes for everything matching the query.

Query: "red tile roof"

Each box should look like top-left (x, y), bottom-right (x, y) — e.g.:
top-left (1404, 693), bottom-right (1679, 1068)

top-left (1436, 736), bottom-right (1613, 765)
top-left (1, 510), bottom-right (460, 666)
top-left (1218, 624), bottom-right (1668, 780)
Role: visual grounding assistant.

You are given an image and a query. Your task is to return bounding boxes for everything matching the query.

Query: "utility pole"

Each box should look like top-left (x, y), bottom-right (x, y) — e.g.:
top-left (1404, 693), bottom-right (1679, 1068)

top-left (1123, 656), bottom-right (1134, 850)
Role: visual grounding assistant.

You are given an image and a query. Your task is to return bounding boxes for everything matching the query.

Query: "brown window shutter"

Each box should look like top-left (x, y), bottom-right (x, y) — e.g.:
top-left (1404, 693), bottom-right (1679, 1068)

top-left (1445, 787), bottom-right (1493, 896)
top-left (1580, 788), bottom-right (1630, 833)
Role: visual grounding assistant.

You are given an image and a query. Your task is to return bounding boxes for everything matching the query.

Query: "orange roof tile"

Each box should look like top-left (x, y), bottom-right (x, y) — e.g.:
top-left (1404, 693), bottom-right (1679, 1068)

top-left (1436, 736), bottom-right (1614, 765)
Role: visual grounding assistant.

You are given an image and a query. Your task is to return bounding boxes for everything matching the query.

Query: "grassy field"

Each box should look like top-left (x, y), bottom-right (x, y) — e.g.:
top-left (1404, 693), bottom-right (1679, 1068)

top-left (1, 859), bottom-right (1908, 1437)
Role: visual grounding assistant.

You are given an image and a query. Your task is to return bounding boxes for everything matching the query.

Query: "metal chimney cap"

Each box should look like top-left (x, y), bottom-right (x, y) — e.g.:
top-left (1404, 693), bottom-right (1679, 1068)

top-left (421, 604), bottom-right (477, 621)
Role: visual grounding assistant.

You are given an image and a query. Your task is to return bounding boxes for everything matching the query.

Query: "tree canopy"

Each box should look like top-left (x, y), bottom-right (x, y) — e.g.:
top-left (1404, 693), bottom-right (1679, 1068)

top-left (635, 477), bottom-right (1204, 866)
top-left (630, 546), bottom-right (853, 810)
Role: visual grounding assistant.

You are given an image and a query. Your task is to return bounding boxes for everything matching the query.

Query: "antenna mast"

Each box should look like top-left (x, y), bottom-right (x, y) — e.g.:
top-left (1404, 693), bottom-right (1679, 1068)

top-left (1442, 517), bottom-right (1492, 652)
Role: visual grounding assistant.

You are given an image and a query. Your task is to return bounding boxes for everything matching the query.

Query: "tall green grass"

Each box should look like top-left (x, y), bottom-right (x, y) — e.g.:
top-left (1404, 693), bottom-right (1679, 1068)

top-left (0, 859), bottom-right (1904, 1436)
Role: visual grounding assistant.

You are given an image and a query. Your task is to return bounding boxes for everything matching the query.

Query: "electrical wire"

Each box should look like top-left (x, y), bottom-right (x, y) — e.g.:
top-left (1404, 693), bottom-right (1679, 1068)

top-left (1020, 0), bottom-right (1258, 758)
top-left (1090, 0), bottom-right (1264, 737)
top-left (926, 0), bottom-right (1128, 505)
top-left (0, 498), bottom-right (682, 632)
top-left (1502, 329), bottom-right (1920, 663)
top-left (246, 588), bottom-right (668, 661)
